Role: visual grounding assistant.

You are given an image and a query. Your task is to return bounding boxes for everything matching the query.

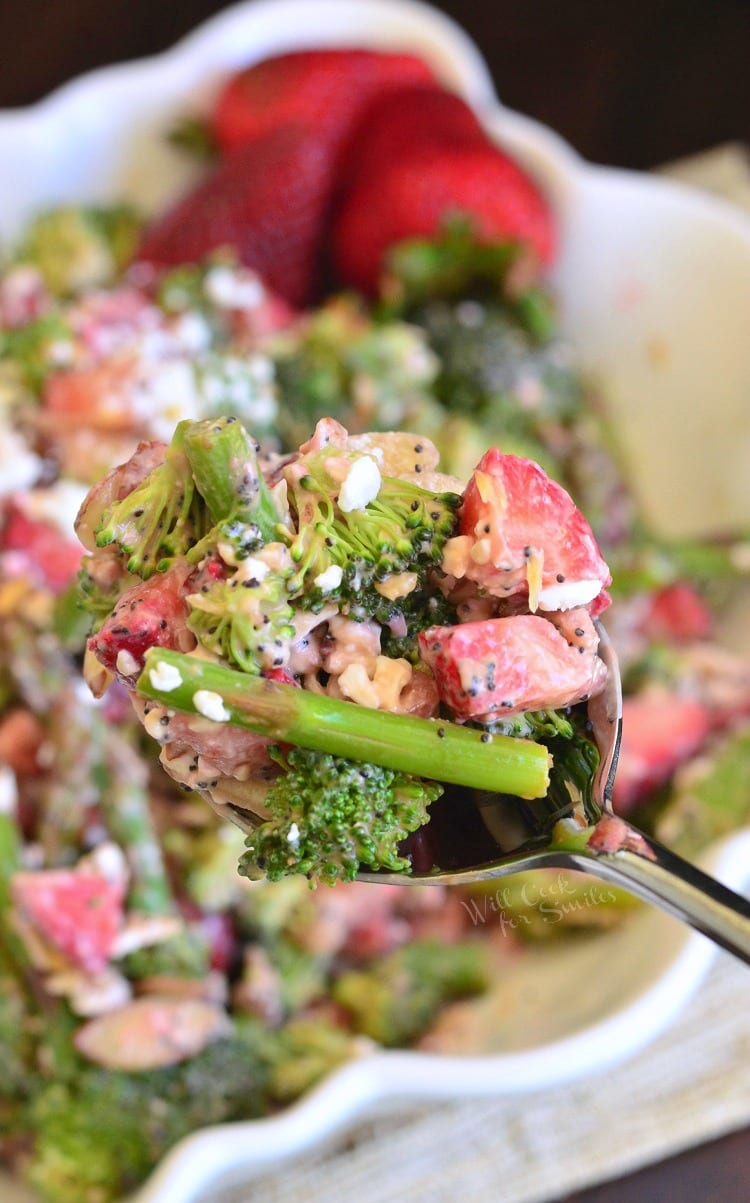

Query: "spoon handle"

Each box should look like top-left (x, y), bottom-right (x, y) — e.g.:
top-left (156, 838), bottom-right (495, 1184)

top-left (567, 822), bottom-right (750, 964)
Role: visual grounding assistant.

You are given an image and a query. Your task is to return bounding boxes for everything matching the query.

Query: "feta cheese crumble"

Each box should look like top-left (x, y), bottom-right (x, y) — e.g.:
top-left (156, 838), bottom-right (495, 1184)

top-left (193, 689), bottom-right (232, 723)
top-left (537, 578), bottom-right (603, 611)
top-left (148, 661), bottom-right (183, 692)
top-left (313, 564), bottom-right (343, 593)
top-left (338, 456), bottom-right (381, 513)
top-left (115, 649), bottom-right (140, 677)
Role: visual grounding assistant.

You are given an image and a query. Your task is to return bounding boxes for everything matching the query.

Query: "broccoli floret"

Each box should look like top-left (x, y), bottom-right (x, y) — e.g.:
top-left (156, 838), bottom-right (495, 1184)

top-left (239, 747), bottom-right (442, 886)
top-left (379, 589), bottom-right (459, 663)
top-left (264, 1016), bottom-right (355, 1104)
top-left (0, 311), bottom-right (74, 393)
top-left (282, 449), bottom-right (460, 620)
top-left (271, 298), bottom-right (439, 450)
top-left (332, 939), bottom-right (490, 1047)
top-left (15, 205), bottom-right (141, 297)
top-left (23, 1023), bottom-right (272, 1203)
top-left (187, 569), bottom-right (296, 675)
top-left (94, 422), bottom-right (210, 579)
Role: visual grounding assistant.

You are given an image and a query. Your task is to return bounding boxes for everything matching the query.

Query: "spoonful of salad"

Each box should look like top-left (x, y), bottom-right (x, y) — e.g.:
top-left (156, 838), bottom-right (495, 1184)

top-left (76, 416), bottom-right (750, 962)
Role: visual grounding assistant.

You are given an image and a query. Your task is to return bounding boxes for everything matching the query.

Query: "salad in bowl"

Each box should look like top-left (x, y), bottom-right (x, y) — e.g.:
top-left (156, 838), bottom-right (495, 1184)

top-left (1, 3), bottom-right (749, 1202)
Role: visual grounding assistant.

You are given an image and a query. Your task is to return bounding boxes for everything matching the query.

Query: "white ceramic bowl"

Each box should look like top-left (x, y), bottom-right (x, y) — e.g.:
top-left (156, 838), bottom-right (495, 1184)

top-left (1, 3), bottom-right (749, 1201)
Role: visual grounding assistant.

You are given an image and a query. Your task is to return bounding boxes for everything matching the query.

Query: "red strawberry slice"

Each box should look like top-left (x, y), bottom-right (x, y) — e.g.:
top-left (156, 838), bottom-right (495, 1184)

top-left (11, 869), bottom-right (124, 974)
top-left (136, 125), bottom-right (333, 308)
top-left (333, 140), bottom-right (555, 295)
top-left (612, 690), bottom-right (713, 814)
top-left (1, 504), bottom-right (83, 593)
top-left (642, 581), bottom-right (713, 644)
top-left (212, 49), bottom-right (434, 154)
top-left (340, 83), bottom-right (487, 188)
top-left (444, 448), bottom-right (611, 614)
top-left (88, 561), bottom-right (193, 685)
top-left (418, 612), bottom-right (607, 721)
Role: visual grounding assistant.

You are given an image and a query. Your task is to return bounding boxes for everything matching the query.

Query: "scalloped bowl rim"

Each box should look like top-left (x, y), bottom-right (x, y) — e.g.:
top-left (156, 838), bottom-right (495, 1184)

top-left (1, 3), bottom-right (749, 1201)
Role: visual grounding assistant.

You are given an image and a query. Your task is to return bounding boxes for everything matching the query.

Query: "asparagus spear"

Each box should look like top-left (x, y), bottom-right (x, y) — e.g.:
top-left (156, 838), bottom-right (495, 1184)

top-left (137, 648), bottom-right (551, 800)
top-left (100, 732), bottom-right (176, 917)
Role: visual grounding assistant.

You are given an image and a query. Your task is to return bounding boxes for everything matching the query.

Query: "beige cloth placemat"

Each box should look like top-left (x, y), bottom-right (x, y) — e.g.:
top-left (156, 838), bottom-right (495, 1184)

top-left (205, 145), bottom-right (750, 1203)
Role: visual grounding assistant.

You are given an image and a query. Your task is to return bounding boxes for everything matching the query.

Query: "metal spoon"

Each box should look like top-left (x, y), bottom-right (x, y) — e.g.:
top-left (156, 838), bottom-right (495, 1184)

top-left (215, 626), bottom-right (750, 964)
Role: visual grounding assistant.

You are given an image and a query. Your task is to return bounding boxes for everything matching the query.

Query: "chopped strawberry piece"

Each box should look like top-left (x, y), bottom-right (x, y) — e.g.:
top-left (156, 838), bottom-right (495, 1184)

top-left (88, 562), bottom-right (193, 684)
top-left (212, 48), bottom-right (434, 154)
top-left (263, 667), bottom-right (298, 687)
top-left (642, 581), bottom-right (713, 643)
top-left (612, 690), bottom-right (713, 814)
top-left (11, 869), bottom-right (124, 974)
top-left (333, 140), bottom-right (555, 295)
top-left (136, 125), bottom-right (334, 308)
top-left (44, 359), bottom-right (139, 431)
top-left (1, 503), bottom-right (83, 592)
top-left (444, 448), bottom-right (611, 614)
top-left (419, 612), bottom-right (607, 721)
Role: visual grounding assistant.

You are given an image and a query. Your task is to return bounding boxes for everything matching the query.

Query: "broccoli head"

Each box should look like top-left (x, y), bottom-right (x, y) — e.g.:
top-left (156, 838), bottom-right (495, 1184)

top-left (15, 205), bottom-right (141, 297)
top-left (239, 746), bottom-right (442, 886)
top-left (282, 449), bottom-right (460, 621)
top-left (94, 422), bottom-right (210, 579)
top-left (23, 1023), bottom-right (272, 1203)
top-left (332, 938), bottom-right (491, 1047)
top-left (186, 566), bottom-right (296, 675)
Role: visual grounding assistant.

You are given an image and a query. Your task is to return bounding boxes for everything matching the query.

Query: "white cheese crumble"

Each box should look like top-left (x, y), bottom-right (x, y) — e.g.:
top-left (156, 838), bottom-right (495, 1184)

top-left (0, 765), bottom-right (18, 816)
top-left (287, 822), bottom-right (300, 849)
top-left (148, 661), bottom-right (183, 692)
top-left (338, 456), bottom-right (381, 513)
top-left (313, 564), bottom-right (343, 593)
top-left (537, 578), bottom-right (603, 612)
top-left (115, 649), bottom-right (140, 677)
top-left (235, 555), bottom-right (271, 583)
top-left (193, 689), bottom-right (232, 723)
top-left (0, 421), bottom-right (41, 499)
top-left (204, 266), bottom-right (264, 310)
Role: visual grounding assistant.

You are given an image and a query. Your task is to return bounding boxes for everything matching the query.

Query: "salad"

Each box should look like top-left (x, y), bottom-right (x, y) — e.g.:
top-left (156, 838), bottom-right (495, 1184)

top-left (1, 41), bottom-right (749, 1203)
top-left (78, 414), bottom-right (610, 885)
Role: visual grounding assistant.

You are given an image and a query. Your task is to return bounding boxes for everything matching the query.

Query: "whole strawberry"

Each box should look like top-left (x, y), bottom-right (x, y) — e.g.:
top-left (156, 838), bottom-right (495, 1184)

top-left (213, 48), bottom-right (434, 155)
top-left (340, 84), bottom-right (488, 189)
top-left (333, 140), bottom-right (556, 296)
top-left (135, 125), bottom-right (330, 307)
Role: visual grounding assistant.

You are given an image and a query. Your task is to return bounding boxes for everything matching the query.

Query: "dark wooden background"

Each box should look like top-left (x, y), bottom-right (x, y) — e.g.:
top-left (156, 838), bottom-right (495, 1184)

top-left (1, 2), bottom-right (748, 1200)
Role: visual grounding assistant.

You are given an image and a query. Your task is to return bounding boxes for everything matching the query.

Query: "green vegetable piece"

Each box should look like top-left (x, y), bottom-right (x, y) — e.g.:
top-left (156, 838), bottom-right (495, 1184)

top-left (137, 648), bottom-right (552, 802)
top-left (15, 205), bottom-right (141, 296)
top-left (183, 414), bottom-right (280, 544)
top-left (282, 450), bottom-right (460, 619)
top-left (186, 569), bottom-right (296, 676)
top-left (333, 939), bottom-right (490, 1046)
top-left (23, 1026), bottom-right (271, 1203)
top-left (94, 421), bottom-right (209, 578)
top-left (265, 1017), bottom-right (354, 1103)
top-left (239, 747), bottom-right (441, 885)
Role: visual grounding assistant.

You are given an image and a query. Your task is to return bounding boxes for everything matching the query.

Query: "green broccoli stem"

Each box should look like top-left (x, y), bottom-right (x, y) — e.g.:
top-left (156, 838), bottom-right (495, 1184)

top-left (138, 649), bottom-right (551, 800)
top-left (183, 416), bottom-right (279, 539)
